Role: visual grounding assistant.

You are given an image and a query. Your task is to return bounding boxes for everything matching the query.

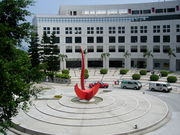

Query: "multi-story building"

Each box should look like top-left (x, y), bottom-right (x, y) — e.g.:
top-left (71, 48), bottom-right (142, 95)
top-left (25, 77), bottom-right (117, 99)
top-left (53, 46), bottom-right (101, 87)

top-left (33, 0), bottom-right (180, 71)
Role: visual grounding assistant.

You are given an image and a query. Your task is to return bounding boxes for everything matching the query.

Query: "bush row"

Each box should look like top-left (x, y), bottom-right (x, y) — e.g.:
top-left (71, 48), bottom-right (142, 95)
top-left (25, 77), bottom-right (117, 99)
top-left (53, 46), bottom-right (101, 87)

top-left (120, 69), bottom-right (129, 74)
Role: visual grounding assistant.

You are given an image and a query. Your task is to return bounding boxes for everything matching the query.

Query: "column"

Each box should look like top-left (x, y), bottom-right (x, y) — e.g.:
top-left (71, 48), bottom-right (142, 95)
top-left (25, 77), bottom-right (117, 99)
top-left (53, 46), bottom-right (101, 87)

top-left (146, 57), bottom-right (153, 71)
top-left (170, 57), bottom-right (176, 72)
top-left (125, 57), bottom-right (131, 69)
top-left (84, 54), bottom-right (88, 69)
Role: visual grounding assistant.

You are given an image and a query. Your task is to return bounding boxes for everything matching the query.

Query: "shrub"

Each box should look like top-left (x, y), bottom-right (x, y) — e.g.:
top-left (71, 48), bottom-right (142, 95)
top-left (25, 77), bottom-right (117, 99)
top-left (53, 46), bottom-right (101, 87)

top-left (150, 74), bottom-right (159, 81)
top-left (46, 72), bottom-right (54, 79)
top-left (167, 76), bottom-right (177, 83)
top-left (100, 68), bottom-right (108, 74)
top-left (84, 73), bottom-right (89, 79)
top-left (54, 95), bottom-right (62, 99)
top-left (62, 69), bottom-right (69, 74)
top-left (139, 70), bottom-right (147, 75)
top-left (160, 70), bottom-right (168, 77)
top-left (120, 69), bottom-right (129, 74)
top-left (85, 69), bottom-right (88, 74)
top-left (55, 73), bottom-right (71, 79)
top-left (132, 74), bottom-right (141, 80)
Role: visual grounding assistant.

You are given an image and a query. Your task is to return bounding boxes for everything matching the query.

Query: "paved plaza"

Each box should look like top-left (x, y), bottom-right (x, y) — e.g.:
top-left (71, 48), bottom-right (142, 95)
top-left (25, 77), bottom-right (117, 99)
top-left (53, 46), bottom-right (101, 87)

top-left (7, 68), bottom-right (180, 135)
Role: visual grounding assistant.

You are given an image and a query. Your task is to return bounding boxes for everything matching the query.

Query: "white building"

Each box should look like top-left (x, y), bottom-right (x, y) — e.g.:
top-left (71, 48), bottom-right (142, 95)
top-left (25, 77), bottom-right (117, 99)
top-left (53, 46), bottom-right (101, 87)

top-left (33, 0), bottom-right (180, 71)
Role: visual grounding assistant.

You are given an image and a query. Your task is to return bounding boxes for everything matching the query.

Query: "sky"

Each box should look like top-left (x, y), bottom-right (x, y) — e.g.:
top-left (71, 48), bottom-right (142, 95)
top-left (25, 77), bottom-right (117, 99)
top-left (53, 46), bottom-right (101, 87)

top-left (28, 0), bottom-right (170, 16)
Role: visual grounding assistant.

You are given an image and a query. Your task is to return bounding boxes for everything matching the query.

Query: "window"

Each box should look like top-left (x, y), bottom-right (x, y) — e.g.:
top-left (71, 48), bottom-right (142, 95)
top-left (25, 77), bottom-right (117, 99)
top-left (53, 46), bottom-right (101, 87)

top-left (118, 26), bottom-right (125, 33)
top-left (140, 36), bottom-right (147, 43)
top-left (177, 25), bottom-right (180, 32)
top-left (87, 37), bottom-right (94, 43)
top-left (153, 36), bottom-right (160, 43)
top-left (75, 27), bottom-right (81, 34)
top-left (53, 37), bottom-right (60, 43)
top-left (96, 27), bottom-right (103, 34)
top-left (132, 10), bottom-right (140, 15)
top-left (131, 46), bottom-right (138, 52)
top-left (109, 27), bottom-right (116, 34)
top-left (53, 27), bottom-right (60, 34)
top-left (75, 46), bottom-right (81, 52)
top-left (65, 27), bottom-right (72, 34)
top-left (97, 36), bottom-right (103, 43)
top-left (109, 46), bottom-right (116, 52)
top-left (140, 26), bottom-right (147, 33)
top-left (87, 46), bottom-right (94, 52)
top-left (143, 10), bottom-right (151, 14)
top-left (43, 27), bottom-right (50, 34)
top-left (163, 46), bottom-right (170, 53)
top-left (167, 8), bottom-right (175, 13)
top-left (163, 25), bottom-right (170, 33)
top-left (65, 37), bottom-right (72, 43)
top-left (156, 9), bottom-right (164, 13)
top-left (131, 36), bottom-right (138, 43)
top-left (140, 46), bottom-right (147, 52)
top-left (109, 36), bottom-right (116, 43)
top-left (163, 35), bottom-right (170, 43)
top-left (66, 46), bottom-right (72, 53)
top-left (118, 46), bottom-right (125, 52)
top-left (176, 46), bottom-right (180, 53)
top-left (153, 25), bottom-right (160, 33)
top-left (131, 26), bottom-right (138, 33)
top-left (177, 35), bottom-right (180, 42)
top-left (153, 46), bottom-right (160, 53)
top-left (97, 46), bottom-right (103, 52)
top-left (87, 27), bottom-right (94, 34)
top-left (75, 37), bottom-right (81, 43)
top-left (73, 11), bottom-right (77, 16)
top-left (118, 36), bottom-right (125, 43)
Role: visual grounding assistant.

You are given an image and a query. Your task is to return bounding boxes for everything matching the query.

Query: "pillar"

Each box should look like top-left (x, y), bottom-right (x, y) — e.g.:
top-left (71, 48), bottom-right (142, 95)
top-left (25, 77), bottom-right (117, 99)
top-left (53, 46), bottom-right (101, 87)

top-left (170, 57), bottom-right (176, 72)
top-left (146, 57), bottom-right (153, 71)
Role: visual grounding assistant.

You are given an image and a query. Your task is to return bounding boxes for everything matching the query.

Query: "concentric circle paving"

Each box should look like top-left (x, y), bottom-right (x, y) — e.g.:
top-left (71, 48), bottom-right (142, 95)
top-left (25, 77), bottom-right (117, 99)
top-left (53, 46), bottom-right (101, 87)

top-left (12, 91), bottom-right (170, 135)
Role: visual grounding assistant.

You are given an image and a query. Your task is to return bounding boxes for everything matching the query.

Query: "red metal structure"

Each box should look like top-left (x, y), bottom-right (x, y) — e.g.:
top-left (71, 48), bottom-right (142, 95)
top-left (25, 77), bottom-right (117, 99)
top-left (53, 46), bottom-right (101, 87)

top-left (74, 48), bottom-right (100, 100)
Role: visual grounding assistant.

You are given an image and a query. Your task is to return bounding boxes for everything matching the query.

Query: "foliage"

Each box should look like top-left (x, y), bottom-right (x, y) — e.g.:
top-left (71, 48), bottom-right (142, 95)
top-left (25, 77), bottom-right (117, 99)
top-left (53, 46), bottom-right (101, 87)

top-left (167, 48), bottom-right (176, 58)
top-left (120, 69), bottom-right (129, 74)
top-left (132, 74), bottom-right (141, 80)
top-left (41, 32), bottom-right (60, 72)
top-left (28, 32), bottom-right (40, 67)
top-left (46, 72), bottom-right (54, 80)
top-left (62, 69), bottom-right (69, 74)
top-left (143, 49), bottom-right (154, 58)
top-left (123, 50), bottom-right (131, 59)
top-left (84, 73), bottom-right (89, 79)
top-left (0, 0), bottom-right (45, 133)
top-left (139, 70), bottom-right (147, 75)
top-left (167, 76), bottom-right (177, 83)
top-left (101, 53), bottom-right (110, 59)
top-left (85, 69), bottom-right (88, 74)
top-left (54, 95), bottom-right (62, 99)
top-left (150, 74), bottom-right (159, 81)
top-left (160, 70), bottom-right (168, 77)
top-left (55, 73), bottom-right (71, 79)
top-left (100, 68), bottom-right (108, 74)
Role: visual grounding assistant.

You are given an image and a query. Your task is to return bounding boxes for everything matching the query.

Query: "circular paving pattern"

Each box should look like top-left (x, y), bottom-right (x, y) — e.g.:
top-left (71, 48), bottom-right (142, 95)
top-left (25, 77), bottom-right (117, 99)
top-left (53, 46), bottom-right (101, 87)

top-left (12, 90), bottom-right (170, 135)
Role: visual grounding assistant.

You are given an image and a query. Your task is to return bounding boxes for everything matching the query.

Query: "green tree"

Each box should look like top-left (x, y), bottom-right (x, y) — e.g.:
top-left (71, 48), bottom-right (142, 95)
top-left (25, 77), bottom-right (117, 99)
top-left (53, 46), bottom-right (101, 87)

top-left (28, 32), bottom-right (40, 67)
top-left (143, 49), bottom-right (154, 58)
top-left (167, 48), bottom-right (176, 58)
top-left (0, 0), bottom-right (43, 133)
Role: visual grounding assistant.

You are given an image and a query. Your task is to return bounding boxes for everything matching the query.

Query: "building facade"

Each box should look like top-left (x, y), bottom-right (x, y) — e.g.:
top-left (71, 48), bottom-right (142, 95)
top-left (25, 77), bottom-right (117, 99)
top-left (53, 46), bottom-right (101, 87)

top-left (33, 0), bottom-right (180, 71)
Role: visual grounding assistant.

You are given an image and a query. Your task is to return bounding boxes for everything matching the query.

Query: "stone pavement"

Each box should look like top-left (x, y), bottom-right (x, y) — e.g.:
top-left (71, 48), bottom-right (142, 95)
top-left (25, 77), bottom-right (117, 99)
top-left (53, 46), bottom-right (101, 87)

top-left (11, 84), bottom-right (170, 135)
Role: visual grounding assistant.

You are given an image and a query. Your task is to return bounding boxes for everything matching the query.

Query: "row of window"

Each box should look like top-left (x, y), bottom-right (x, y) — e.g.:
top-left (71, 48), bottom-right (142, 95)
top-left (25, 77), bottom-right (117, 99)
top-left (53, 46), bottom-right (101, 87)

top-left (65, 45), bottom-right (180, 53)
top-left (42, 35), bottom-right (180, 44)
top-left (43, 25), bottom-right (180, 35)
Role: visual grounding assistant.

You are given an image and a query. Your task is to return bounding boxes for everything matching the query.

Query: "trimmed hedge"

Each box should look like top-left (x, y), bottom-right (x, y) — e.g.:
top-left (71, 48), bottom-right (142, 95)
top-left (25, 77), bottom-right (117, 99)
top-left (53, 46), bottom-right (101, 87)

top-left (139, 70), bottom-right (147, 75)
top-left (55, 73), bottom-right (71, 79)
top-left (150, 74), bottom-right (159, 81)
top-left (62, 69), bottom-right (69, 74)
top-left (160, 70), bottom-right (168, 77)
top-left (132, 74), bottom-right (141, 80)
top-left (120, 69), bottom-right (129, 74)
top-left (100, 68), bottom-right (108, 74)
top-left (85, 69), bottom-right (88, 74)
top-left (84, 73), bottom-right (89, 79)
top-left (167, 76), bottom-right (177, 83)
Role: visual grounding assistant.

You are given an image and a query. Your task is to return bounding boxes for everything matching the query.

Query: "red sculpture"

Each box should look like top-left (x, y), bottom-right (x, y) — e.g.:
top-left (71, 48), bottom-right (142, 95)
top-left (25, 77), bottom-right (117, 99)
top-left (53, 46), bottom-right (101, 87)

top-left (74, 48), bottom-right (100, 100)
